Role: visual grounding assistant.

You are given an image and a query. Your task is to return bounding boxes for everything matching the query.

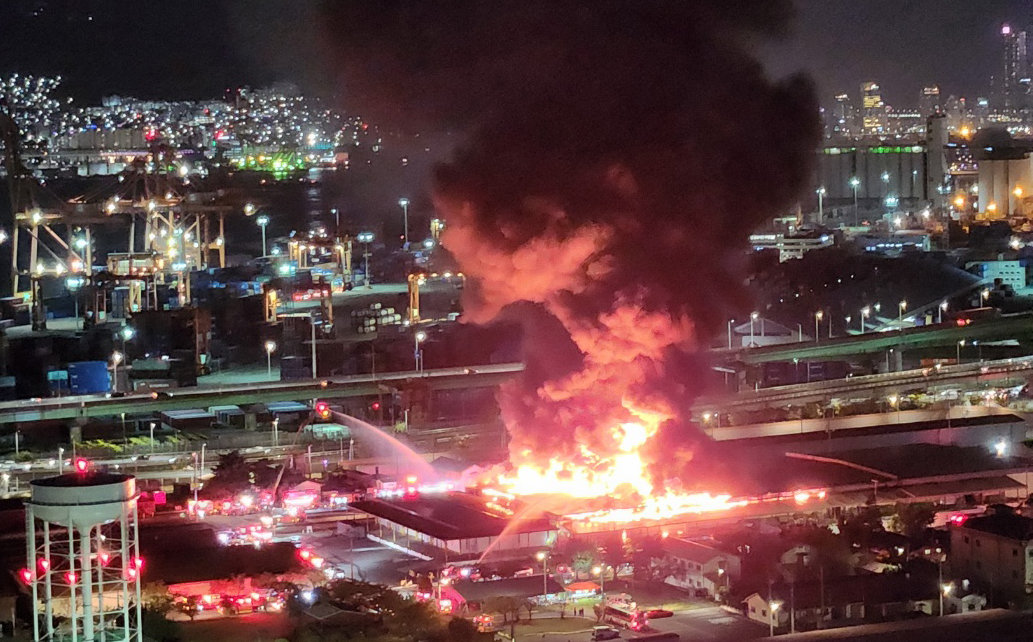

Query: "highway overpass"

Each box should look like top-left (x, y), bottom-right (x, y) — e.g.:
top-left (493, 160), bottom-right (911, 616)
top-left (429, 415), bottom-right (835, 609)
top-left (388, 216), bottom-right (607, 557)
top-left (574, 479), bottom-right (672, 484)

top-left (696, 356), bottom-right (1033, 413)
top-left (0, 363), bottom-right (524, 426)
top-left (723, 313), bottom-right (1033, 365)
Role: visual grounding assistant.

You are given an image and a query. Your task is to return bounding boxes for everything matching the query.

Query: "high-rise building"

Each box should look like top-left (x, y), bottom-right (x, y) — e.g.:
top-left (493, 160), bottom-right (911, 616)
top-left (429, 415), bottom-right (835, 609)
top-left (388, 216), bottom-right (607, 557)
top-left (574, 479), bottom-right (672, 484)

top-left (832, 93), bottom-right (855, 137)
top-left (997, 24), bottom-right (1030, 111)
top-left (919, 85), bottom-right (941, 115)
top-left (861, 82), bottom-right (885, 136)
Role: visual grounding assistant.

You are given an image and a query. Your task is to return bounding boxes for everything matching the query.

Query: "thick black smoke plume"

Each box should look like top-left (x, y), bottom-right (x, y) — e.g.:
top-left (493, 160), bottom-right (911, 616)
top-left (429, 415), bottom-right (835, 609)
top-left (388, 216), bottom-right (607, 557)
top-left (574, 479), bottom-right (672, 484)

top-left (325, 1), bottom-right (820, 494)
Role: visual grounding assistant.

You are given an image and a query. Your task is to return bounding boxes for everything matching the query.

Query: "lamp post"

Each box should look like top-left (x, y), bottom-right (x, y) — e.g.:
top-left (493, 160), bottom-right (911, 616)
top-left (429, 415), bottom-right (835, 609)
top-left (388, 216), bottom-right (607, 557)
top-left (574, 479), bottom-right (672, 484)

top-left (939, 300), bottom-right (948, 324)
top-left (57, 446), bottom-right (64, 474)
top-left (888, 394), bottom-right (901, 422)
top-left (816, 187), bottom-right (826, 224)
top-left (149, 421), bottom-right (156, 455)
top-left (770, 601), bottom-right (781, 637)
top-left (957, 340), bottom-right (965, 364)
top-left (66, 274), bottom-right (85, 330)
top-left (749, 311), bottom-right (759, 348)
top-left (414, 330), bottom-right (427, 372)
top-left (536, 551), bottom-right (549, 599)
top-left (357, 232), bottom-right (374, 289)
top-left (849, 177), bottom-right (861, 225)
top-left (310, 315), bottom-right (318, 379)
top-left (981, 288), bottom-right (990, 306)
top-left (398, 198), bottom-right (410, 247)
top-left (592, 565), bottom-right (606, 595)
top-left (265, 340), bottom-right (277, 379)
top-left (860, 306), bottom-right (870, 333)
top-left (257, 215), bottom-right (270, 256)
top-left (121, 325), bottom-right (135, 355)
top-left (898, 300), bottom-right (907, 331)
top-left (111, 351), bottom-right (123, 393)
top-left (814, 311), bottom-right (823, 343)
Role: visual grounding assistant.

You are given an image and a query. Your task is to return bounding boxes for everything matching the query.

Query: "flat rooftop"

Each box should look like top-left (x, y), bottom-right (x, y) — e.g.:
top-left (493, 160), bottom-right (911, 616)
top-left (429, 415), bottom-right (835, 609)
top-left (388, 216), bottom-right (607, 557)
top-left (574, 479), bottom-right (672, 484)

top-left (352, 492), bottom-right (553, 541)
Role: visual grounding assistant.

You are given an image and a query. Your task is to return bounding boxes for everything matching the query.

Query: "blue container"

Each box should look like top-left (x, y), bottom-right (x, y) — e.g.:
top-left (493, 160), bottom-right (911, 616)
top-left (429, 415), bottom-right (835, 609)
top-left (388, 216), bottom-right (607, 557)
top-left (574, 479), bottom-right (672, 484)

top-left (68, 361), bottom-right (111, 395)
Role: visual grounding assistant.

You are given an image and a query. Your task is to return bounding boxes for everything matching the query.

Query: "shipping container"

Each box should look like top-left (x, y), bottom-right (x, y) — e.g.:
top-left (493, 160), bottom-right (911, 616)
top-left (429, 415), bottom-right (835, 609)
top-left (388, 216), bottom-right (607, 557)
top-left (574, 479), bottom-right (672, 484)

top-left (68, 361), bottom-right (111, 395)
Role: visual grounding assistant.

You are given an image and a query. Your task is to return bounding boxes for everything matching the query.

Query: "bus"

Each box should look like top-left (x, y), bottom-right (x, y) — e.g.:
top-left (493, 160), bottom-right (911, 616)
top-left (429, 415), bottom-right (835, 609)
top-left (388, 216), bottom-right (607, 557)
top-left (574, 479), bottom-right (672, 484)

top-left (594, 602), bottom-right (647, 631)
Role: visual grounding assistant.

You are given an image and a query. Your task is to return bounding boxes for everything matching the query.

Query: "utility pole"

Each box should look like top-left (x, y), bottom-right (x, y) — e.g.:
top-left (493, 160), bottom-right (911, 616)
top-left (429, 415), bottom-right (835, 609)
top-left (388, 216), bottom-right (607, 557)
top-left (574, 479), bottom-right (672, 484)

top-left (310, 315), bottom-right (318, 379)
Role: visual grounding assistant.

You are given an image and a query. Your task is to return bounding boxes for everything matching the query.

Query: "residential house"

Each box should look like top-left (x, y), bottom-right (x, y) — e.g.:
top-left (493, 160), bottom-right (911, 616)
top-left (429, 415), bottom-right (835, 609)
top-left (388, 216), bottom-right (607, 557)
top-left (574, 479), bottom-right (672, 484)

top-left (742, 572), bottom-right (938, 632)
top-left (949, 505), bottom-right (1033, 605)
top-left (661, 538), bottom-right (741, 598)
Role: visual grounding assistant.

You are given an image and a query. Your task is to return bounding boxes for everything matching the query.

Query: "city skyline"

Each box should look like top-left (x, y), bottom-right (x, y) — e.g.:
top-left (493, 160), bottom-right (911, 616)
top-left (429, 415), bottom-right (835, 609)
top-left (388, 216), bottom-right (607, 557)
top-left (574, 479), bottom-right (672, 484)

top-left (0, 1), bottom-right (1030, 112)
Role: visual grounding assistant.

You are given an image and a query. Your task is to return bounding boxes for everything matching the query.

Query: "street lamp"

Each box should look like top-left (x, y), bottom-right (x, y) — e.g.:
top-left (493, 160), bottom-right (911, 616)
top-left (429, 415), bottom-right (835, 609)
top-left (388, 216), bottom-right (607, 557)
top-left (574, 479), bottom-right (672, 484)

top-left (814, 311), bottom-right (823, 343)
top-left (898, 300), bottom-right (907, 330)
top-left (981, 288), bottom-right (990, 305)
top-left (244, 202), bottom-right (255, 217)
top-left (941, 582), bottom-right (953, 616)
top-left (111, 351), bottom-right (123, 393)
top-left (536, 551), bottom-right (549, 598)
top-left (257, 215), bottom-right (270, 256)
top-left (816, 187), bottom-right (826, 224)
top-left (414, 330), bottom-right (427, 372)
top-left (398, 198), bottom-right (410, 247)
top-left (939, 300), bottom-right (948, 324)
top-left (849, 177), bottom-right (861, 225)
top-left (888, 394), bottom-right (901, 422)
top-left (860, 306), bottom-right (870, 333)
top-left (357, 232), bottom-right (374, 289)
top-left (957, 339), bottom-right (965, 364)
top-left (121, 325), bottom-right (135, 354)
top-left (592, 565), bottom-right (606, 595)
top-left (770, 601), bottom-right (782, 637)
top-left (265, 341), bottom-right (277, 379)
top-left (749, 311), bottom-right (759, 348)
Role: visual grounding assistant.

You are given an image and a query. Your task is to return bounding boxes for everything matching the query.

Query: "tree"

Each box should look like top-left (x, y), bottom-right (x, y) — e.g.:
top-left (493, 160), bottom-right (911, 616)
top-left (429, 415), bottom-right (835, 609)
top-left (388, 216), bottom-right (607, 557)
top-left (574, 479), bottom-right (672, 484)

top-left (523, 599), bottom-right (536, 620)
top-left (140, 607), bottom-right (182, 642)
top-left (446, 617), bottom-right (478, 642)
top-left (889, 502), bottom-right (936, 541)
top-left (140, 580), bottom-right (174, 614)
top-left (203, 450), bottom-right (251, 497)
top-left (484, 596), bottom-right (522, 624)
top-left (571, 548), bottom-right (598, 576)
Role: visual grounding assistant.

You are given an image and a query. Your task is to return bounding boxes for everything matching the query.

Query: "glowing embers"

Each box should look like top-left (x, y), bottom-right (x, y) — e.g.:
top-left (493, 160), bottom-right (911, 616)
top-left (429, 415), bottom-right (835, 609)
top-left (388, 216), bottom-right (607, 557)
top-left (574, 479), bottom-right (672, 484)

top-left (564, 492), bottom-right (748, 526)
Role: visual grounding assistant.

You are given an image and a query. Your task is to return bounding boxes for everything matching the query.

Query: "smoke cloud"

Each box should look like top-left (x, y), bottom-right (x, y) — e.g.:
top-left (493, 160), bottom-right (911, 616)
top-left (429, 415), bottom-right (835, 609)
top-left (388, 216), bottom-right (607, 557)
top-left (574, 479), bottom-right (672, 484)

top-left (326, 1), bottom-right (820, 494)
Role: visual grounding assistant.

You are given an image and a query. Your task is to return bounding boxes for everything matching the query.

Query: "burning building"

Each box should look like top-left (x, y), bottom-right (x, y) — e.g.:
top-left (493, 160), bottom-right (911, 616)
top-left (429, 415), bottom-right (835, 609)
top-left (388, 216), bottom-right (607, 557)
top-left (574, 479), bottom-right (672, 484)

top-left (329, 0), bottom-right (820, 522)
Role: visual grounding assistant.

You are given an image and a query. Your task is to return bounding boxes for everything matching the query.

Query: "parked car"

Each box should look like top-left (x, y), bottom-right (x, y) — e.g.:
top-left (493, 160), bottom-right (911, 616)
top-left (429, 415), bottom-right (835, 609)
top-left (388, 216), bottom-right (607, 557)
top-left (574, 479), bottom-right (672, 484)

top-left (592, 626), bottom-right (621, 641)
top-left (645, 608), bottom-right (674, 619)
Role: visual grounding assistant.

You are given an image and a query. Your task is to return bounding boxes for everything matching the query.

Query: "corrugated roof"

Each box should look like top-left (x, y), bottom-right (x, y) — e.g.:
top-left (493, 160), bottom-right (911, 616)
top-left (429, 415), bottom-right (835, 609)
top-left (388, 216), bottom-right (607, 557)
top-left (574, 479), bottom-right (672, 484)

top-left (452, 575), bottom-right (564, 603)
top-left (352, 493), bottom-right (553, 540)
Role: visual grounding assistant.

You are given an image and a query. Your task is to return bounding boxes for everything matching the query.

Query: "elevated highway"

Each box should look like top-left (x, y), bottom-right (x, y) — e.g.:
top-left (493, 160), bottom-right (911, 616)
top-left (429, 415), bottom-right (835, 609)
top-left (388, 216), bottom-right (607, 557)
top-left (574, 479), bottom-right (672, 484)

top-left (0, 363), bottom-right (524, 426)
top-left (696, 356), bottom-right (1033, 413)
top-left (722, 313), bottom-right (1033, 365)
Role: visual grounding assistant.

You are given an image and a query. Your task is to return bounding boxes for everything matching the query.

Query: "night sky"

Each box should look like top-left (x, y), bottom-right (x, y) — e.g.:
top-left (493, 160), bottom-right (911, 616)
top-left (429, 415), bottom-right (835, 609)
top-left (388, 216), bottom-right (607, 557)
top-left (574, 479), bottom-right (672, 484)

top-left (0, 0), bottom-right (1029, 108)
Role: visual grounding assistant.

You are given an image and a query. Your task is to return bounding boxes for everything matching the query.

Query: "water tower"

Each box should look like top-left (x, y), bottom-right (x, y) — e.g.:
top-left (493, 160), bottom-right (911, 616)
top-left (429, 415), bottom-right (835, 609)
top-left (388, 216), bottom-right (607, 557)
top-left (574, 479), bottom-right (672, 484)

top-left (24, 460), bottom-right (142, 641)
